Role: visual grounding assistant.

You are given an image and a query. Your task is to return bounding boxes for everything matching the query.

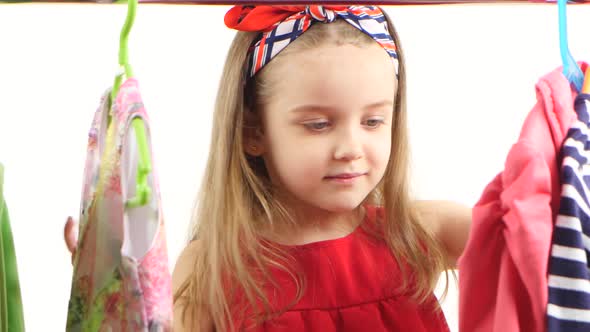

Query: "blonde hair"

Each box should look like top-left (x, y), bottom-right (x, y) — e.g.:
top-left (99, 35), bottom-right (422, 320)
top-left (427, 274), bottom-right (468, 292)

top-left (175, 9), bottom-right (450, 331)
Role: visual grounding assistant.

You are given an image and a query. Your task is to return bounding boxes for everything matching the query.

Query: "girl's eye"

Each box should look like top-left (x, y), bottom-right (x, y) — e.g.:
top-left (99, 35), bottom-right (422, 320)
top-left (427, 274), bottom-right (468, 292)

top-left (365, 118), bottom-right (385, 128)
top-left (303, 121), bottom-right (330, 131)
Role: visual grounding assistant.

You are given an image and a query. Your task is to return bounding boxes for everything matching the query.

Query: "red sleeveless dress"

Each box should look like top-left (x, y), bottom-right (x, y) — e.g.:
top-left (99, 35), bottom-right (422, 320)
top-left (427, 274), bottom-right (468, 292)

top-left (236, 205), bottom-right (450, 331)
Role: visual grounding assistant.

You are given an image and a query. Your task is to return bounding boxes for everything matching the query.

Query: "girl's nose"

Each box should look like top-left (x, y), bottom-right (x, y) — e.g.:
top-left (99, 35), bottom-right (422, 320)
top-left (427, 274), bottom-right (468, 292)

top-left (333, 127), bottom-right (363, 161)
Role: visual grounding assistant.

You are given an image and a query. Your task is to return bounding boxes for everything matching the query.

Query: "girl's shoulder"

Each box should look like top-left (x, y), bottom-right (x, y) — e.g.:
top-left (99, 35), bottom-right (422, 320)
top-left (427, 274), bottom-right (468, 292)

top-left (172, 240), bottom-right (215, 331)
top-left (172, 240), bottom-right (201, 294)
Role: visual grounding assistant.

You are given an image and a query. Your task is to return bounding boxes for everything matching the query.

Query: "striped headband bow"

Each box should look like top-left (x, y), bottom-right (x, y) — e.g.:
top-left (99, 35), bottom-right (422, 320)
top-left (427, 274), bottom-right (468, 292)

top-left (224, 5), bottom-right (399, 79)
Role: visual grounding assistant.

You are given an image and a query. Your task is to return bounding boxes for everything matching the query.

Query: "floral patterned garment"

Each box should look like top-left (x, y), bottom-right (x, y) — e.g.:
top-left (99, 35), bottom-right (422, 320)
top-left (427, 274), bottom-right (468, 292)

top-left (67, 78), bottom-right (172, 332)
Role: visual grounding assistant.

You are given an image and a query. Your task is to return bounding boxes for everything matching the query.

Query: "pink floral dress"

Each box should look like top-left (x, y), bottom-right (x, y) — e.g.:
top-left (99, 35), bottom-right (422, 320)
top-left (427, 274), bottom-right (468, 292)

top-left (67, 78), bottom-right (172, 331)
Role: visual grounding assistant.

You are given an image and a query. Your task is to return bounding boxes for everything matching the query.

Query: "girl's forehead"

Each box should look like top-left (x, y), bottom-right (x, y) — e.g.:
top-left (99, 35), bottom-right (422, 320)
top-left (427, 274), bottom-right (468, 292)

top-left (263, 44), bottom-right (396, 112)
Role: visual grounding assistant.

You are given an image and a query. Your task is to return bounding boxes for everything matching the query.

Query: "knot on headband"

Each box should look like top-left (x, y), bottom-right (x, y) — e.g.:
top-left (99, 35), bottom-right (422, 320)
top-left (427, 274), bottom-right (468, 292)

top-left (305, 5), bottom-right (340, 23)
top-left (224, 5), bottom-right (348, 32)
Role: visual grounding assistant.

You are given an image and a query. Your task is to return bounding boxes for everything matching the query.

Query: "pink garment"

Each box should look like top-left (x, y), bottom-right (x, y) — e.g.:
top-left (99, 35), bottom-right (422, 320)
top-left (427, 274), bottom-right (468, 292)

top-left (66, 79), bottom-right (172, 331)
top-left (458, 63), bottom-right (588, 332)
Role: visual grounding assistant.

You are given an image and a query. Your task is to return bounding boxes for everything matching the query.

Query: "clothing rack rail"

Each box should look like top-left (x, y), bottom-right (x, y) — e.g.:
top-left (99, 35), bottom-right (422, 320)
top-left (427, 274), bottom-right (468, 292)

top-left (2, 0), bottom-right (588, 5)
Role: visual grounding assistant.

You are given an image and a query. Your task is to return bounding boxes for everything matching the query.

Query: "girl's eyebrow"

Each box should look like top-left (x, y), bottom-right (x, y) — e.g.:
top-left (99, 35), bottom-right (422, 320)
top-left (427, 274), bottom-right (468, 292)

top-left (289, 100), bottom-right (394, 114)
top-left (364, 100), bottom-right (394, 110)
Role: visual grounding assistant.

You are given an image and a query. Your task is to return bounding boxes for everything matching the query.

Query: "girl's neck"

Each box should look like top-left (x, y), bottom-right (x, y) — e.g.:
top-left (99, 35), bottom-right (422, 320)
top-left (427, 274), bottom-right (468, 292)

top-left (262, 199), bottom-right (366, 246)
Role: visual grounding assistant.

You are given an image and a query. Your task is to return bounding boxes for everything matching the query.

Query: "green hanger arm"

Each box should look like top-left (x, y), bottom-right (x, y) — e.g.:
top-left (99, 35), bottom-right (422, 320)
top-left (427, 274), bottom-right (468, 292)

top-left (126, 118), bottom-right (152, 208)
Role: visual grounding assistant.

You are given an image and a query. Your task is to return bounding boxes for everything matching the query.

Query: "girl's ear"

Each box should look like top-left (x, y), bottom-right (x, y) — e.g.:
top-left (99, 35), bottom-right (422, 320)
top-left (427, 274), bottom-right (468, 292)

top-left (243, 108), bottom-right (266, 157)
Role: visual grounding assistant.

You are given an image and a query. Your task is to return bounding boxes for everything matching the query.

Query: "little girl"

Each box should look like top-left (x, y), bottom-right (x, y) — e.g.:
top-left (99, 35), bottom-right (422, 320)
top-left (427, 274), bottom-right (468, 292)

top-left (171, 5), bottom-right (471, 332)
top-left (66, 4), bottom-right (471, 331)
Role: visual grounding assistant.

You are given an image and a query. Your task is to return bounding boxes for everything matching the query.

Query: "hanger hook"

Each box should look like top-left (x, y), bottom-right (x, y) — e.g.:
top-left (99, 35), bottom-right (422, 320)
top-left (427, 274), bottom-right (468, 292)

top-left (111, 0), bottom-right (136, 104)
top-left (120, 0), bottom-right (136, 78)
top-left (558, 0), bottom-right (584, 92)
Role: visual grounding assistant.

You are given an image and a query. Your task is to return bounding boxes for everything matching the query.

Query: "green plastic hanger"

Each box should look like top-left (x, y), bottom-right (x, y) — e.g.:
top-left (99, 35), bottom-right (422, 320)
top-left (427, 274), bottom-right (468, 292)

top-left (111, 0), bottom-right (152, 208)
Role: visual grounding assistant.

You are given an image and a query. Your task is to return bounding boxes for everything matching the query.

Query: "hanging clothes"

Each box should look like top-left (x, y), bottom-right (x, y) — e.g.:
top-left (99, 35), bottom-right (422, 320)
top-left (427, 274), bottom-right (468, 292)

top-left (457, 64), bottom-right (586, 332)
top-left (66, 79), bottom-right (172, 331)
top-left (547, 90), bottom-right (590, 331)
top-left (0, 164), bottom-right (25, 332)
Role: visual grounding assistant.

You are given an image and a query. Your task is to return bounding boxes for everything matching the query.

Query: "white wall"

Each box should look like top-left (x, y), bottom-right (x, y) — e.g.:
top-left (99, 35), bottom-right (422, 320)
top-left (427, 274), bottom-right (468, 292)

top-left (1, 3), bottom-right (589, 331)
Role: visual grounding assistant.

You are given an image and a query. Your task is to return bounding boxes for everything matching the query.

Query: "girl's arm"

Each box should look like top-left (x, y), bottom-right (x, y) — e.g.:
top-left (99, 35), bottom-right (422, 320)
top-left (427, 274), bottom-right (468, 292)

top-left (413, 200), bottom-right (472, 269)
top-left (172, 240), bottom-right (214, 332)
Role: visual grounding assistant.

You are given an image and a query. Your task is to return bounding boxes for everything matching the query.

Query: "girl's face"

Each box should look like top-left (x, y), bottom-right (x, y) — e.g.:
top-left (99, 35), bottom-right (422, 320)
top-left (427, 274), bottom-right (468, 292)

top-left (256, 42), bottom-right (396, 214)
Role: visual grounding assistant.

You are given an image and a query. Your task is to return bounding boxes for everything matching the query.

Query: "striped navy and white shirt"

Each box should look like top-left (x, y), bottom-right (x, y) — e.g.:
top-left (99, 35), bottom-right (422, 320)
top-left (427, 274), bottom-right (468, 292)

top-left (548, 93), bottom-right (590, 332)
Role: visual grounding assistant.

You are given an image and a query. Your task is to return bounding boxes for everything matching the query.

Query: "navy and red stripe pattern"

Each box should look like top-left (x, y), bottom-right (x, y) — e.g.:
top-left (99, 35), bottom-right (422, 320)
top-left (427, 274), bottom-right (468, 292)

top-left (229, 6), bottom-right (399, 79)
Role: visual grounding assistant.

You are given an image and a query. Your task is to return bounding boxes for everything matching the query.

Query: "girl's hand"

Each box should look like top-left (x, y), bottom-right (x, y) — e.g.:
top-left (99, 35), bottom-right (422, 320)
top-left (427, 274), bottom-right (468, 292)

top-left (64, 216), bottom-right (78, 263)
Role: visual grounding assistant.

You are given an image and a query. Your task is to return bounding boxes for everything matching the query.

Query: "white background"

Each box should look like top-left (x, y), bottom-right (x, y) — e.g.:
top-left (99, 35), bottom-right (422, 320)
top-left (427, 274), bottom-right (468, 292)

top-left (1, 3), bottom-right (590, 331)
